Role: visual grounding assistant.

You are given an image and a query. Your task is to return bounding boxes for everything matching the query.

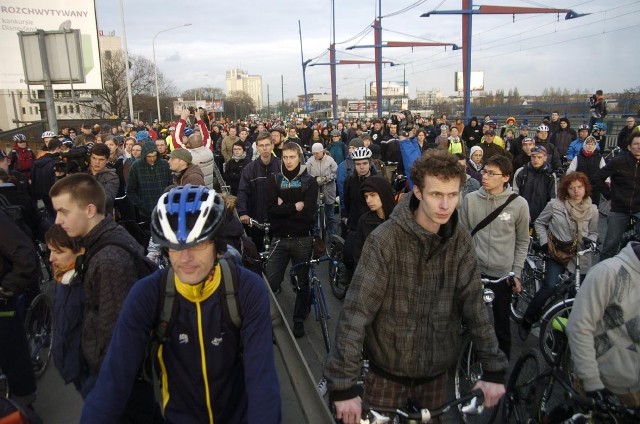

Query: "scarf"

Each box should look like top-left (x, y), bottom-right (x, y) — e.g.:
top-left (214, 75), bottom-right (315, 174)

top-left (581, 149), bottom-right (594, 157)
top-left (282, 163), bottom-right (301, 181)
top-left (469, 159), bottom-right (483, 171)
top-left (565, 197), bottom-right (592, 240)
top-left (53, 263), bottom-right (76, 284)
top-left (232, 152), bottom-right (247, 162)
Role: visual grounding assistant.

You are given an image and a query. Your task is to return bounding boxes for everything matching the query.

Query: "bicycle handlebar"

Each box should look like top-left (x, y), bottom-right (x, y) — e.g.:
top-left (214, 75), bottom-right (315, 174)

top-left (290, 255), bottom-right (332, 271)
top-left (248, 218), bottom-right (269, 230)
top-left (361, 389), bottom-right (484, 423)
top-left (481, 272), bottom-right (515, 285)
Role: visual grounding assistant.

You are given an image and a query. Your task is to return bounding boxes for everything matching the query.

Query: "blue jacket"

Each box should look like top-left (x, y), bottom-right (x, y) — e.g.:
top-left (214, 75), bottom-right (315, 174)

top-left (567, 138), bottom-right (600, 161)
top-left (399, 138), bottom-right (423, 189)
top-left (81, 265), bottom-right (281, 424)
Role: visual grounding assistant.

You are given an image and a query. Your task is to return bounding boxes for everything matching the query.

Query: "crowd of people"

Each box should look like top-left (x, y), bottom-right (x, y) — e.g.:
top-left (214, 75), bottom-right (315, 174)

top-left (1, 103), bottom-right (639, 422)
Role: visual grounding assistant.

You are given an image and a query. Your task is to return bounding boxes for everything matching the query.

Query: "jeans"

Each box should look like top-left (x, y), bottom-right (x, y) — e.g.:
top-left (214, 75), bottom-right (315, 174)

top-left (313, 203), bottom-right (337, 240)
top-left (265, 236), bottom-right (313, 323)
top-left (486, 275), bottom-right (513, 360)
top-left (523, 257), bottom-right (565, 324)
top-left (601, 211), bottom-right (640, 260)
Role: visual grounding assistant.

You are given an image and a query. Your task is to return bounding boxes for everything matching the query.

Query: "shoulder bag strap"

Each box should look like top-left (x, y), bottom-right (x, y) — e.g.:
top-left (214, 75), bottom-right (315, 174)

top-left (471, 193), bottom-right (519, 237)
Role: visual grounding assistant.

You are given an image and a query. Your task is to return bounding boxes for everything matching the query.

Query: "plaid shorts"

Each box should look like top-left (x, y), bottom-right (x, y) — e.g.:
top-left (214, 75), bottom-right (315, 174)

top-left (364, 370), bottom-right (448, 424)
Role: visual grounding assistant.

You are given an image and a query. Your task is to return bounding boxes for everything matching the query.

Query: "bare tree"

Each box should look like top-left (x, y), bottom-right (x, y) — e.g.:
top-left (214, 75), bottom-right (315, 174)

top-left (80, 51), bottom-right (175, 120)
top-left (181, 86), bottom-right (226, 102)
top-left (225, 91), bottom-right (256, 120)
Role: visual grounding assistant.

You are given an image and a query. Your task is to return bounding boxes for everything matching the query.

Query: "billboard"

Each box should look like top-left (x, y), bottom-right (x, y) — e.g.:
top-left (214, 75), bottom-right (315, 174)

top-left (173, 99), bottom-right (224, 116)
top-left (369, 81), bottom-right (409, 97)
top-left (455, 71), bottom-right (485, 92)
top-left (0, 0), bottom-right (102, 89)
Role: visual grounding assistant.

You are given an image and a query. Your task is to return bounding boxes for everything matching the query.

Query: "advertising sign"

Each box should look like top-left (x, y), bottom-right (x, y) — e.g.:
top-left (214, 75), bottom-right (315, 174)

top-left (369, 81), bottom-right (409, 97)
top-left (173, 99), bottom-right (224, 116)
top-left (454, 71), bottom-right (485, 92)
top-left (0, 0), bottom-right (102, 89)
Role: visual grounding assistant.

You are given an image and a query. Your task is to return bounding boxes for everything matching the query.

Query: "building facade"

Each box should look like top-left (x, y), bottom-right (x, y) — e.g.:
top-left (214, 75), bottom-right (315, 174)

top-left (225, 69), bottom-right (263, 110)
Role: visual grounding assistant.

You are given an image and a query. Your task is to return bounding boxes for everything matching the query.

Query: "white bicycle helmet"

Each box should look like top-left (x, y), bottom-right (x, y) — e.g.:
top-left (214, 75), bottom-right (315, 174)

top-left (42, 131), bottom-right (55, 138)
top-left (536, 124), bottom-right (549, 132)
top-left (13, 133), bottom-right (27, 142)
top-left (151, 185), bottom-right (226, 250)
top-left (350, 146), bottom-right (372, 160)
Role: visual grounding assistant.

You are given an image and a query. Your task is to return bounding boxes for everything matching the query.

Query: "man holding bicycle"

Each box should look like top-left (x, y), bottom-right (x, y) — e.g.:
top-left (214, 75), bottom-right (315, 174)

top-left (265, 142), bottom-right (318, 338)
top-left (324, 151), bottom-right (508, 424)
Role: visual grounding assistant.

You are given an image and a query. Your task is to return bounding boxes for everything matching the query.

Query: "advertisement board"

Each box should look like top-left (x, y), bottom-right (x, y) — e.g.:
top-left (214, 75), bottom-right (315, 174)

top-left (454, 71), bottom-right (485, 92)
top-left (0, 0), bottom-right (102, 89)
top-left (173, 99), bottom-right (224, 116)
top-left (369, 81), bottom-right (409, 97)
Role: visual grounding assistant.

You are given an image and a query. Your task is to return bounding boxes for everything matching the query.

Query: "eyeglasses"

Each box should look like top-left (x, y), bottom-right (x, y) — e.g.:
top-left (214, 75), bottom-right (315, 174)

top-left (168, 241), bottom-right (212, 253)
top-left (480, 170), bottom-right (504, 177)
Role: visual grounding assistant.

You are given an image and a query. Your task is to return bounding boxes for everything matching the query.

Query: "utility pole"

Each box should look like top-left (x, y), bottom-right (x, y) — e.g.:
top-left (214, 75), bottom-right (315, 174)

top-left (267, 84), bottom-right (271, 119)
top-left (281, 75), bottom-right (285, 119)
top-left (330, 0), bottom-right (337, 118)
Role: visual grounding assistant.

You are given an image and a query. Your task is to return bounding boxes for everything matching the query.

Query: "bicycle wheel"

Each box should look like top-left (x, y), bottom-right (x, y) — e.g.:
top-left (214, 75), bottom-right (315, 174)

top-left (454, 338), bottom-right (499, 423)
top-left (511, 259), bottom-right (537, 323)
top-left (313, 280), bottom-right (331, 353)
top-left (538, 299), bottom-right (574, 370)
top-left (37, 243), bottom-right (53, 293)
top-left (24, 294), bottom-right (53, 378)
top-left (328, 237), bottom-right (349, 300)
top-left (503, 349), bottom-right (541, 424)
top-left (318, 205), bottom-right (327, 243)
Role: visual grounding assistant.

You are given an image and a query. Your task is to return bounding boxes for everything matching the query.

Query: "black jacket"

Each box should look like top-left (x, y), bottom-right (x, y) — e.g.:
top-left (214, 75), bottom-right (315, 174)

top-left (266, 165), bottom-right (318, 237)
top-left (0, 210), bottom-right (38, 296)
top-left (224, 156), bottom-right (251, 196)
top-left (515, 163), bottom-right (556, 221)
top-left (0, 183), bottom-right (40, 240)
top-left (236, 156), bottom-right (281, 221)
top-left (31, 152), bottom-right (60, 199)
top-left (595, 152), bottom-right (640, 214)
top-left (575, 151), bottom-right (603, 203)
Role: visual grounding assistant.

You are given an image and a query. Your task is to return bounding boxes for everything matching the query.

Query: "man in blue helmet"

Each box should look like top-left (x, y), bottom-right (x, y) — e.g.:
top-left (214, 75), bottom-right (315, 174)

top-left (81, 185), bottom-right (281, 423)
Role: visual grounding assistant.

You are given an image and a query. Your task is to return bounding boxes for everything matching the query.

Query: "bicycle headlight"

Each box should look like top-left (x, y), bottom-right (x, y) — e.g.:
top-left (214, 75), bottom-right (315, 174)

top-left (483, 288), bottom-right (495, 304)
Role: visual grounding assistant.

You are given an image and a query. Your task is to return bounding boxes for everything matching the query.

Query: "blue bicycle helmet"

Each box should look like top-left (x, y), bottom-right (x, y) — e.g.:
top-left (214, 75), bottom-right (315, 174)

top-left (595, 122), bottom-right (607, 131)
top-left (184, 128), bottom-right (195, 137)
top-left (151, 185), bottom-right (226, 250)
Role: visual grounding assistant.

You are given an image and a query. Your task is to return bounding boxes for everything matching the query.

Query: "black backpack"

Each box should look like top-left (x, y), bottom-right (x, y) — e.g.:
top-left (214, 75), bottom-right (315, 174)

top-left (75, 238), bottom-right (158, 281)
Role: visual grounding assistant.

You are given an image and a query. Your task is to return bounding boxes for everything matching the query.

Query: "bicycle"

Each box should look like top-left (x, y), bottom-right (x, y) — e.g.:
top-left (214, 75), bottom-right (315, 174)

top-left (289, 255), bottom-right (332, 353)
top-left (511, 238), bottom-right (545, 324)
top-left (360, 388), bottom-right (485, 423)
top-left (503, 348), bottom-right (640, 424)
top-left (454, 272), bottom-right (511, 424)
top-left (248, 218), bottom-right (272, 261)
top-left (328, 234), bottom-right (349, 300)
top-left (315, 190), bottom-right (327, 243)
top-left (536, 237), bottom-right (599, 369)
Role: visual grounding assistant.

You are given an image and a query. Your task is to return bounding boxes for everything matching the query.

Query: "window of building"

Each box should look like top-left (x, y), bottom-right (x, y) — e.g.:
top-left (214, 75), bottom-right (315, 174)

top-left (57, 106), bottom-right (62, 114)
top-left (29, 107), bottom-right (33, 115)
top-left (63, 105), bottom-right (68, 114)
top-left (76, 105), bottom-right (80, 113)
top-left (21, 107), bottom-right (26, 114)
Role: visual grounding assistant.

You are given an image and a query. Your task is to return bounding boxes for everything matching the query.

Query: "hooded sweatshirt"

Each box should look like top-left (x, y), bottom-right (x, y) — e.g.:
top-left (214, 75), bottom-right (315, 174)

top-left (324, 193), bottom-right (508, 401)
top-left (459, 186), bottom-right (530, 277)
top-left (126, 141), bottom-right (172, 217)
top-left (567, 242), bottom-right (640, 394)
top-left (353, 176), bottom-right (396, 263)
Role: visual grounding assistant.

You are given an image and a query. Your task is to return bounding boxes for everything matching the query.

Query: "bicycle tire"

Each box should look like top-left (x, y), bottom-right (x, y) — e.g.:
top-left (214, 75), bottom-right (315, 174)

top-left (503, 348), bottom-right (541, 424)
top-left (24, 294), bottom-right (53, 378)
top-left (538, 298), bottom-right (574, 370)
top-left (313, 280), bottom-right (331, 353)
top-left (328, 238), bottom-right (349, 300)
top-left (454, 338), bottom-right (499, 424)
top-left (510, 259), bottom-right (537, 323)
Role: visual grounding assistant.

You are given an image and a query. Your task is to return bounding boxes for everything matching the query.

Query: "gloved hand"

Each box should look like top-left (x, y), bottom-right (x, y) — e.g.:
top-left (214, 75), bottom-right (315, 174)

top-left (586, 388), bottom-right (625, 413)
top-left (316, 176), bottom-right (326, 185)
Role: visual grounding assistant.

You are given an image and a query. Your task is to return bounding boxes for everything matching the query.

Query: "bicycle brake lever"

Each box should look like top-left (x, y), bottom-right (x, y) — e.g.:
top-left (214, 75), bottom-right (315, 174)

top-left (368, 410), bottom-right (391, 423)
top-left (460, 396), bottom-right (484, 415)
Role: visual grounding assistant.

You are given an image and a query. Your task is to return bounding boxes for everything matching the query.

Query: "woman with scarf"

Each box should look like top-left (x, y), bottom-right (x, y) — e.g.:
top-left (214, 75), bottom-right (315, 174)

top-left (123, 143), bottom-right (142, 185)
top-left (105, 137), bottom-right (126, 196)
top-left (224, 141), bottom-right (251, 196)
top-left (518, 172), bottom-right (598, 340)
top-left (467, 145), bottom-right (483, 183)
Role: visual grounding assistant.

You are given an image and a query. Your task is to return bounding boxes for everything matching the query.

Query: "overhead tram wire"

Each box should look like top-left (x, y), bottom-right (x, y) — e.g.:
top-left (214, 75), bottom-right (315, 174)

top-left (381, 0), bottom-right (430, 18)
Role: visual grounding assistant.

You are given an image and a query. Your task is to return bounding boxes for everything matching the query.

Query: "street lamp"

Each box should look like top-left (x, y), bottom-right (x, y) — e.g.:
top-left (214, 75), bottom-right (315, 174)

top-left (153, 23), bottom-right (191, 122)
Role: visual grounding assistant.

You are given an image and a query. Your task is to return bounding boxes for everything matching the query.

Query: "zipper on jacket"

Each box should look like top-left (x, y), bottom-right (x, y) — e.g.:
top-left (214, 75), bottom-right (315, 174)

top-left (630, 160), bottom-right (638, 214)
top-left (195, 299), bottom-right (214, 423)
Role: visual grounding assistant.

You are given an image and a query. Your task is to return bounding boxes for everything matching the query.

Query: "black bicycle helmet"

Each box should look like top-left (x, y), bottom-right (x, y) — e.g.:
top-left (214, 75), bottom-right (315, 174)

top-left (151, 185), bottom-right (226, 250)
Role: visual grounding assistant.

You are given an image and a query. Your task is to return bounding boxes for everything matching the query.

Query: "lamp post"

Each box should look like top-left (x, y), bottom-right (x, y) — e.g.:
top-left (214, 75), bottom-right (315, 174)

top-left (153, 23), bottom-right (191, 122)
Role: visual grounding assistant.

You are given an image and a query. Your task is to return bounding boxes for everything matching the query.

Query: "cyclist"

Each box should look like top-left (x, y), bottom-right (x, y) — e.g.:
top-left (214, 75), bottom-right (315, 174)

top-left (460, 155), bottom-right (529, 359)
top-left (567, 241), bottom-right (640, 409)
top-left (513, 145), bottom-right (557, 223)
top-left (237, 132), bottom-right (281, 253)
top-left (306, 142), bottom-right (338, 244)
top-left (0, 209), bottom-right (38, 411)
top-left (595, 131), bottom-right (640, 260)
top-left (534, 124), bottom-right (563, 172)
top-left (518, 172), bottom-right (599, 341)
top-left (566, 124), bottom-right (594, 161)
top-left (81, 185), bottom-right (280, 423)
top-left (324, 150), bottom-right (508, 424)
top-left (264, 142), bottom-right (318, 338)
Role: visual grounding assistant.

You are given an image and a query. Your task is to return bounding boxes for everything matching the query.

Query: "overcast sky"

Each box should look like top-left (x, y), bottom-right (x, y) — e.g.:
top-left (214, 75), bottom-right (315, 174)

top-left (95, 0), bottom-right (640, 100)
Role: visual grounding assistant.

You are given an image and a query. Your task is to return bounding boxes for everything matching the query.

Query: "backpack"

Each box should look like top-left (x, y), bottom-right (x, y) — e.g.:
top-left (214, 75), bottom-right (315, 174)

top-left (143, 257), bottom-right (242, 396)
top-left (52, 238), bottom-right (158, 384)
top-left (11, 148), bottom-right (34, 174)
top-left (588, 94), bottom-right (597, 109)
